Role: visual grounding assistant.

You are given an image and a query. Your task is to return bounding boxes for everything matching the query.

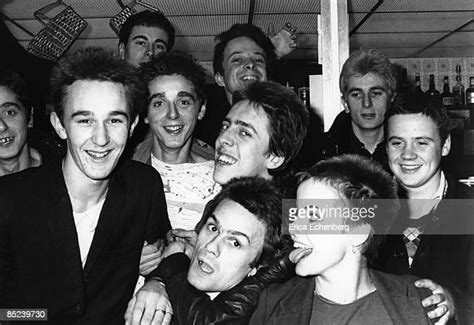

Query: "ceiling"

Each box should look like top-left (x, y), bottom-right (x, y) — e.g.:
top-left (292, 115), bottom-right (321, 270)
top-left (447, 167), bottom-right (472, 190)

top-left (1, 0), bottom-right (473, 64)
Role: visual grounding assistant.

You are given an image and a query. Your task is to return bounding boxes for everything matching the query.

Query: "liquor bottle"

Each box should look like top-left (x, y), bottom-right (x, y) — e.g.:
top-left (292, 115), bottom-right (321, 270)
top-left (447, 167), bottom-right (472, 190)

top-left (441, 76), bottom-right (454, 110)
top-left (466, 77), bottom-right (474, 128)
top-left (452, 65), bottom-right (465, 109)
top-left (425, 74), bottom-right (440, 105)
top-left (413, 72), bottom-right (424, 104)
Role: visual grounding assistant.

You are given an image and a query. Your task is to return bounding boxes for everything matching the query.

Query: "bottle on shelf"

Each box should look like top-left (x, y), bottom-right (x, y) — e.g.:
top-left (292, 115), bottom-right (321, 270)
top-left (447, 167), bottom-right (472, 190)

top-left (413, 72), bottom-right (424, 104)
top-left (441, 76), bottom-right (454, 110)
top-left (466, 77), bottom-right (474, 128)
top-left (425, 74), bottom-right (440, 105)
top-left (452, 65), bottom-right (465, 109)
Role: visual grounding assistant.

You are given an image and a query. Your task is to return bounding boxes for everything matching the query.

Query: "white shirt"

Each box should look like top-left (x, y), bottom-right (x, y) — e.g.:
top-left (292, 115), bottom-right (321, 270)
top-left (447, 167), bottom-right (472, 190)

top-left (73, 198), bottom-right (105, 267)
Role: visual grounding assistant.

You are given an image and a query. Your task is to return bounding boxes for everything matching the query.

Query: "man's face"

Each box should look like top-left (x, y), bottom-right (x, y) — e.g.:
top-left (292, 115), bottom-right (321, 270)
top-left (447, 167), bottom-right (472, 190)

top-left (343, 72), bottom-right (392, 133)
top-left (0, 86), bottom-right (29, 161)
top-left (215, 37), bottom-right (267, 100)
top-left (187, 199), bottom-right (266, 294)
top-left (51, 80), bottom-right (137, 182)
top-left (291, 180), bottom-right (352, 277)
top-left (119, 25), bottom-right (169, 67)
top-left (213, 100), bottom-right (282, 184)
top-left (146, 74), bottom-right (205, 153)
top-left (386, 113), bottom-right (450, 194)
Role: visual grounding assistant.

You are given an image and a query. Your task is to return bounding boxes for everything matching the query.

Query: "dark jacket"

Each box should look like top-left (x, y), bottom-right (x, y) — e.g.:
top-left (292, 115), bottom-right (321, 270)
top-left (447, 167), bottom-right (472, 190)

top-left (249, 269), bottom-right (432, 325)
top-left (374, 176), bottom-right (474, 324)
top-left (0, 158), bottom-right (170, 324)
top-left (321, 111), bottom-right (388, 171)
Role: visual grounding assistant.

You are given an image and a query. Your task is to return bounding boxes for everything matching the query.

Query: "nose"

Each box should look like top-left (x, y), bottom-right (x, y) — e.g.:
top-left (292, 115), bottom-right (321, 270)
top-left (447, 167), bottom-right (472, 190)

top-left (362, 93), bottom-right (372, 108)
top-left (167, 102), bottom-right (179, 120)
top-left (145, 44), bottom-right (153, 57)
top-left (0, 116), bottom-right (8, 132)
top-left (243, 57), bottom-right (256, 70)
top-left (204, 234), bottom-right (220, 257)
top-left (92, 123), bottom-right (110, 146)
top-left (216, 127), bottom-right (234, 147)
top-left (401, 143), bottom-right (417, 160)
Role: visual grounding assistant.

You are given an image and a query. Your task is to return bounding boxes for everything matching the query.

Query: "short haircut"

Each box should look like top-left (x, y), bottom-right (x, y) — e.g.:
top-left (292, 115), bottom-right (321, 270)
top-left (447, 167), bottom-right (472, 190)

top-left (196, 176), bottom-right (284, 268)
top-left (232, 81), bottom-right (309, 176)
top-left (139, 52), bottom-right (207, 114)
top-left (213, 23), bottom-right (276, 78)
top-left (118, 10), bottom-right (175, 51)
top-left (385, 94), bottom-right (451, 144)
top-left (0, 68), bottom-right (32, 121)
top-left (339, 49), bottom-right (397, 98)
top-left (50, 47), bottom-right (146, 122)
top-left (297, 154), bottom-right (399, 263)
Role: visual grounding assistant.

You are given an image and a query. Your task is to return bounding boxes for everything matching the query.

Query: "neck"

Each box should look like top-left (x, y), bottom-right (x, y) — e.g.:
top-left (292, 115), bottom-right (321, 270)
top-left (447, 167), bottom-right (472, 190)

top-left (62, 157), bottom-right (109, 213)
top-left (151, 136), bottom-right (195, 164)
top-left (351, 123), bottom-right (384, 154)
top-left (315, 256), bottom-right (374, 304)
top-left (405, 171), bottom-right (442, 200)
top-left (224, 88), bottom-right (233, 105)
top-left (0, 144), bottom-right (38, 177)
top-left (404, 172), bottom-right (443, 219)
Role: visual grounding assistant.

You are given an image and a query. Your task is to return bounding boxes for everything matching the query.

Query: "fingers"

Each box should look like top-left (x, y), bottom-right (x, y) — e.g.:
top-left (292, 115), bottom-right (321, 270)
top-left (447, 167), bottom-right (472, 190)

top-left (434, 310), bottom-right (450, 325)
top-left (140, 257), bottom-right (162, 276)
top-left (428, 303), bottom-right (449, 320)
top-left (171, 229), bottom-right (196, 239)
top-left (422, 293), bottom-right (446, 308)
top-left (415, 278), bottom-right (440, 291)
top-left (124, 295), bottom-right (136, 325)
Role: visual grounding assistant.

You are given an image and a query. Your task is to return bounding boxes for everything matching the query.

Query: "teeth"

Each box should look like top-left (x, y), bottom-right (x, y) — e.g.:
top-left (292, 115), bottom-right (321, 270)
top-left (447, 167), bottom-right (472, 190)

top-left (216, 154), bottom-right (237, 165)
top-left (293, 242), bottom-right (311, 249)
top-left (401, 165), bottom-right (421, 170)
top-left (0, 137), bottom-right (13, 145)
top-left (164, 125), bottom-right (183, 133)
top-left (242, 75), bottom-right (258, 81)
top-left (87, 151), bottom-right (109, 159)
top-left (198, 260), bottom-right (213, 273)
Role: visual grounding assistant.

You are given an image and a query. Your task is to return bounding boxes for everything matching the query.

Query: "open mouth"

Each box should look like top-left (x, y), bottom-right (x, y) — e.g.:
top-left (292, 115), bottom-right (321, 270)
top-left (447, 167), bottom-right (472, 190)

top-left (360, 113), bottom-right (376, 119)
top-left (290, 243), bottom-right (313, 264)
top-left (241, 75), bottom-right (259, 82)
top-left (0, 136), bottom-right (14, 146)
top-left (86, 150), bottom-right (111, 159)
top-left (215, 152), bottom-right (237, 166)
top-left (164, 125), bottom-right (183, 135)
top-left (400, 164), bottom-right (422, 173)
top-left (197, 259), bottom-right (214, 274)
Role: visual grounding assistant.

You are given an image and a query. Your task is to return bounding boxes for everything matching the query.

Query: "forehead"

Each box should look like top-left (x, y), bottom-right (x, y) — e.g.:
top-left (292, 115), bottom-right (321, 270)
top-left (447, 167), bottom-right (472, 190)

top-left (0, 86), bottom-right (22, 106)
top-left (129, 25), bottom-right (169, 42)
top-left (148, 74), bottom-right (196, 96)
top-left (224, 36), bottom-right (265, 57)
top-left (64, 80), bottom-right (130, 116)
top-left (347, 72), bottom-right (387, 90)
top-left (210, 199), bottom-right (266, 243)
top-left (297, 179), bottom-right (340, 200)
top-left (387, 113), bottom-right (440, 139)
top-left (227, 100), bottom-right (270, 131)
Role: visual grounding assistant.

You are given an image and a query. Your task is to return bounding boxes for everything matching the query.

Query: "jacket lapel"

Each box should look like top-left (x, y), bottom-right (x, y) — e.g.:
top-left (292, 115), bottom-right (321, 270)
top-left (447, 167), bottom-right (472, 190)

top-left (82, 169), bottom-right (125, 277)
top-left (271, 277), bottom-right (314, 324)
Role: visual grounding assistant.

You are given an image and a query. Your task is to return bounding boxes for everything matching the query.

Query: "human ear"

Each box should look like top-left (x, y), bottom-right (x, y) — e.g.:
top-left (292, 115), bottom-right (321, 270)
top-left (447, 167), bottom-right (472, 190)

top-left (50, 112), bottom-right (67, 140)
top-left (342, 97), bottom-right (350, 113)
top-left (247, 267), bottom-right (258, 277)
top-left (129, 115), bottom-right (139, 137)
top-left (266, 153), bottom-right (285, 171)
top-left (215, 73), bottom-right (225, 87)
top-left (118, 42), bottom-right (126, 60)
top-left (441, 134), bottom-right (451, 157)
top-left (197, 103), bottom-right (206, 120)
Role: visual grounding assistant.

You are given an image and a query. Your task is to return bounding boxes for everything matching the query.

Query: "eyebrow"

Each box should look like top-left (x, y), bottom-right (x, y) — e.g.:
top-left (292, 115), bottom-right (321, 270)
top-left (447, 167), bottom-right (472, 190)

top-left (70, 110), bottom-right (129, 120)
top-left (131, 35), bottom-right (168, 47)
top-left (0, 102), bottom-right (22, 110)
top-left (208, 215), bottom-right (251, 244)
top-left (228, 50), bottom-right (266, 58)
top-left (223, 117), bottom-right (259, 137)
top-left (388, 135), bottom-right (434, 142)
top-left (348, 86), bottom-right (386, 92)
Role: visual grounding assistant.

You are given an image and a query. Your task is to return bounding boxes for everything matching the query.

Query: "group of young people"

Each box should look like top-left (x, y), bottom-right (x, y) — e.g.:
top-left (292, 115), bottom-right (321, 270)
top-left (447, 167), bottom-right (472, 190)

top-left (0, 9), bottom-right (472, 325)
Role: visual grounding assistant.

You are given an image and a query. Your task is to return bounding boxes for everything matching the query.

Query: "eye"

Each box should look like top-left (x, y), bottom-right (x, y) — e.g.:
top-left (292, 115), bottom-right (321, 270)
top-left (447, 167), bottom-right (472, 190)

top-left (4, 109), bottom-right (18, 116)
top-left (231, 57), bottom-right (243, 64)
top-left (154, 44), bottom-right (167, 53)
top-left (151, 100), bottom-right (165, 108)
top-left (254, 57), bottom-right (266, 64)
top-left (239, 129), bottom-right (251, 137)
top-left (207, 223), bottom-right (218, 233)
top-left (135, 40), bottom-right (147, 47)
top-left (416, 141), bottom-right (429, 146)
top-left (350, 92), bottom-right (362, 99)
top-left (371, 90), bottom-right (384, 97)
top-left (178, 98), bottom-right (194, 107)
top-left (219, 122), bottom-right (230, 134)
top-left (389, 140), bottom-right (403, 147)
top-left (109, 118), bottom-right (125, 124)
top-left (230, 239), bottom-right (241, 248)
top-left (77, 119), bottom-right (92, 124)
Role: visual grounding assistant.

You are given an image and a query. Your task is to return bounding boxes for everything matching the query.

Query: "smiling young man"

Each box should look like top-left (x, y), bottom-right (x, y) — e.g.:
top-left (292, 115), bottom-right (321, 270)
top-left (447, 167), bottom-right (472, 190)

top-left (118, 10), bottom-right (175, 68)
top-left (213, 80), bottom-right (308, 189)
top-left (321, 49), bottom-right (396, 170)
top-left (0, 69), bottom-right (41, 176)
top-left (0, 48), bottom-right (170, 323)
top-left (374, 97), bottom-right (474, 323)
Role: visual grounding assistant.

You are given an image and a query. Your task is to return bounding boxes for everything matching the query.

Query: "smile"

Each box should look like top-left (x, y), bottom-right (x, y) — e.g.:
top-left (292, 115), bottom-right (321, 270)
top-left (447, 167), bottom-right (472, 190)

top-left (400, 164), bottom-right (422, 172)
top-left (241, 75), bottom-right (259, 81)
top-left (215, 152), bottom-right (237, 165)
top-left (86, 150), bottom-right (111, 159)
top-left (0, 136), bottom-right (14, 145)
top-left (163, 125), bottom-right (183, 135)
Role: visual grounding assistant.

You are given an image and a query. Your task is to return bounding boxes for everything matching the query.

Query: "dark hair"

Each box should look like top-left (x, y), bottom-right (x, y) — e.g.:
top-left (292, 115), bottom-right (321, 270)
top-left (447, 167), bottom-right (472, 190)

top-left (232, 81), bottom-right (309, 176)
top-left (385, 94), bottom-right (451, 144)
top-left (0, 68), bottom-right (32, 121)
top-left (50, 47), bottom-right (146, 122)
top-left (339, 49), bottom-right (396, 98)
top-left (119, 10), bottom-right (175, 51)
top-left (196, 176), bottom-right (284, 268)
top-left (139, 52), bottom-right (207, 114)
top-left (213, 24), bottom-right (276, 78)
top-left (297, 154), bottom-right (399, 263)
